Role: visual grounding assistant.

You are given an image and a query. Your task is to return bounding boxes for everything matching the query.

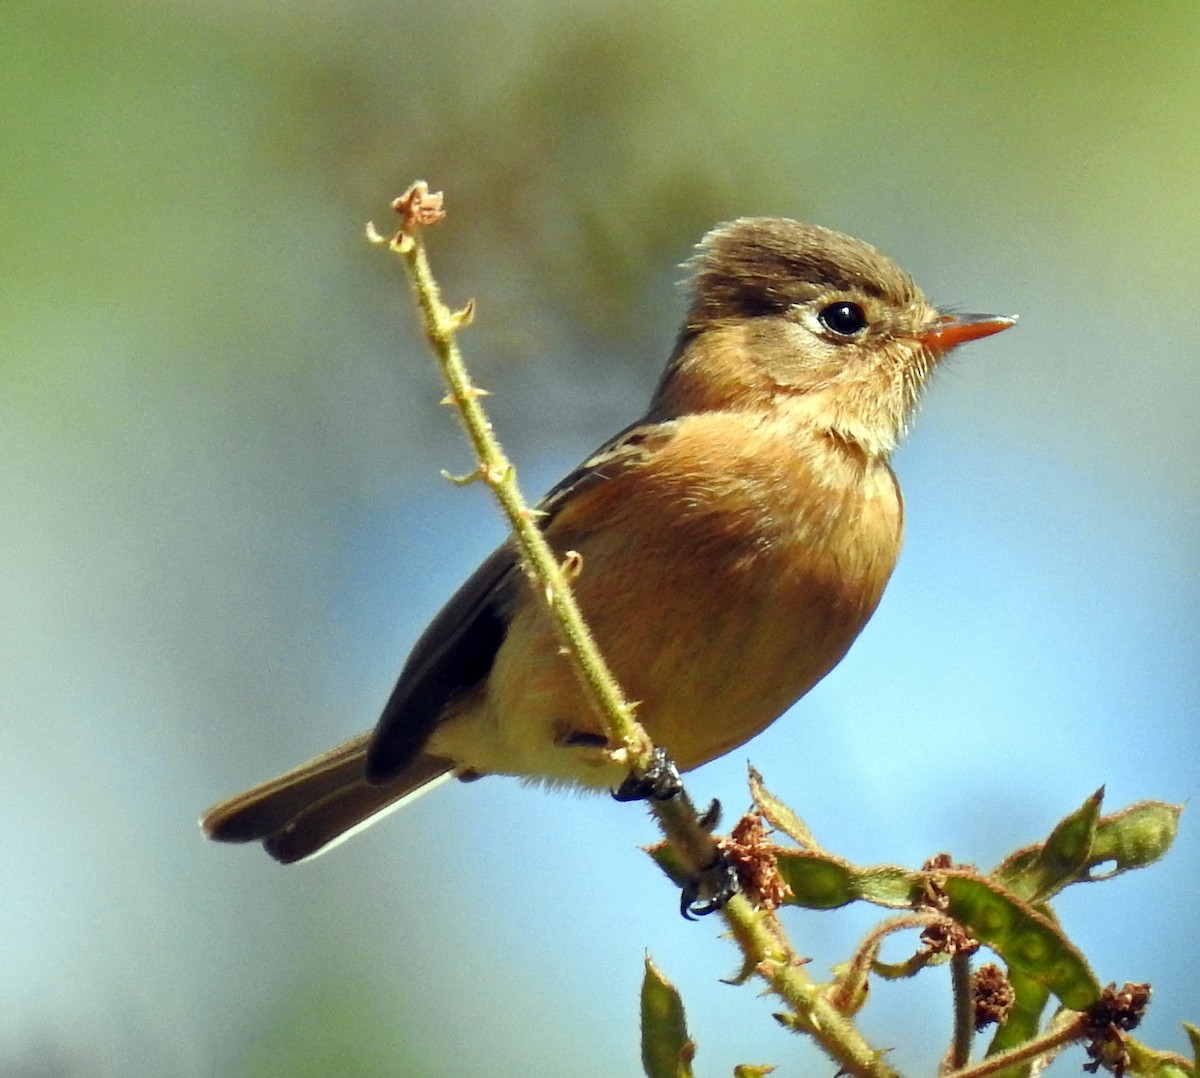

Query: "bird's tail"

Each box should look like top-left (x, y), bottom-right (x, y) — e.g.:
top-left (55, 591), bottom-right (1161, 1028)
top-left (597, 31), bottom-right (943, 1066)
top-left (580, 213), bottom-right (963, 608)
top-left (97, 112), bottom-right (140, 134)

top-left (200, 732), bottom-right (454, 864)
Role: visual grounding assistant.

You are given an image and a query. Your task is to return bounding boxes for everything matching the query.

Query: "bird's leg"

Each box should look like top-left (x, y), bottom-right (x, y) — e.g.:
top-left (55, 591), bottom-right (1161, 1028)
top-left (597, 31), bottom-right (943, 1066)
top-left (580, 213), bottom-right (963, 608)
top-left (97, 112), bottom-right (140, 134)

top-left (554, 726), bottom-right (639, 784)
top-left (557, 729), bottom-right (610, 749)
top-left (570, 736), bottom-right (732, 914)
top-left (558, 731), bottom-right (727, 912)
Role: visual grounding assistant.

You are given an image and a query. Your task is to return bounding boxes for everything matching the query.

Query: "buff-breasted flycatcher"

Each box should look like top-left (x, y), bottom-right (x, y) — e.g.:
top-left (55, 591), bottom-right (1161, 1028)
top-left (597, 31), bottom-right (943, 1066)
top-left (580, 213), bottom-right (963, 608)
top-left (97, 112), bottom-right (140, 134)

top-left (202, 217), bottom-right (1013, 863)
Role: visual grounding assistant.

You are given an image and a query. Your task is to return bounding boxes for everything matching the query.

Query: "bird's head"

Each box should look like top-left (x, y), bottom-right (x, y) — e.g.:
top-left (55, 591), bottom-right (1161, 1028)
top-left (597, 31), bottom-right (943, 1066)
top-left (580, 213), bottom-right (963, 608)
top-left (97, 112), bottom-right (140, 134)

top-left (653, 217), bottom-right (1014, 456)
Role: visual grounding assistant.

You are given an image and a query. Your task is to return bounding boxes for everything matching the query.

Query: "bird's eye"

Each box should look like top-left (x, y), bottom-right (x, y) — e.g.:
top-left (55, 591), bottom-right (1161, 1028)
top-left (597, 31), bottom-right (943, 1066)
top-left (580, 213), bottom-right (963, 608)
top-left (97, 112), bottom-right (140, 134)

top-left (817, 302), bottom-right (868, 337)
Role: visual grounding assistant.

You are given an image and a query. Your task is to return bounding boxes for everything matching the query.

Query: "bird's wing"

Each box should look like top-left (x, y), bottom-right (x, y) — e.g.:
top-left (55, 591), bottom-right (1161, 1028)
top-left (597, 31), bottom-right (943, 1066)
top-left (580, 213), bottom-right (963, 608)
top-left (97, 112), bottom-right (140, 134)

top-left (536, 418), bottom-right (670, 521)
top-left (364, 419), bottom-right (672, 783)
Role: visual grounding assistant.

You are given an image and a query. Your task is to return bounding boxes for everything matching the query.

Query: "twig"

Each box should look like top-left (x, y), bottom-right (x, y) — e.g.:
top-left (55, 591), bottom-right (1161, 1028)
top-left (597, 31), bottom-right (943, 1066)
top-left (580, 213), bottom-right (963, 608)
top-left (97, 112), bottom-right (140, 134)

top-left (374, 182), bottom-right (900, 1078)
top-left (948, 952), bottom-right (974, 1071)
top-left (941, 1014), bottom-right (1088, 1078)
top-left (371, 185), bottom-right (649, 765)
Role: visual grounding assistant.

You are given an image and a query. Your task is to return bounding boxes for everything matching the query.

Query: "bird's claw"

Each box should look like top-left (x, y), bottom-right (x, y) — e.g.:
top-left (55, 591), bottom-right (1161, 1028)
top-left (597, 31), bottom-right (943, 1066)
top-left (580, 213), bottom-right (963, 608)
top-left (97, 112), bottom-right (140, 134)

top-left (680, 852), bottom-right (740, 919)
top-left (697, 798), bottom-right (722, 831)
top-left (611, 747), bottom-right (682, 802)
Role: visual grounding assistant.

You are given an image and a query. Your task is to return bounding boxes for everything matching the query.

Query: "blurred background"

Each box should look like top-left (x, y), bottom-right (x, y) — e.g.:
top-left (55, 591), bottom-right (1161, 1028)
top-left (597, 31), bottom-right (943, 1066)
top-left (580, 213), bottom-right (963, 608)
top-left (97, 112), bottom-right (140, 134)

top-left (3, 1), bottom-right (1198, 1074)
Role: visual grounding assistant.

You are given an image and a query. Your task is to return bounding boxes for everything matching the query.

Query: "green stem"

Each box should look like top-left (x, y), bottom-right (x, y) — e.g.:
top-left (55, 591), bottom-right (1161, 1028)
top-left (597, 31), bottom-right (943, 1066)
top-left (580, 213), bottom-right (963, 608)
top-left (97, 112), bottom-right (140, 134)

top-left (942, 1014), bottom-right (1087, 1078)
top-left (379, 196), bottom-right (898, 1078)
top-left (949, 952), bottom-right (974, 1070)
top-left (392, 221), bottom-right (649, 764)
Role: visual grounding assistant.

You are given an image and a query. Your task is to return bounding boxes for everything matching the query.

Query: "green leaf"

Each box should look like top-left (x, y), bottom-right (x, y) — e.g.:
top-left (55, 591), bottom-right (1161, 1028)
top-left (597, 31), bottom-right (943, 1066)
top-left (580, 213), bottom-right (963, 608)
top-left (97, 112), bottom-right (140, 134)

top-left (940, 873), bottom-right (1100, 1011)
top-left (1184, 1021), bottom-right (1200, 1070)
top-left (748, 766), bottom-right (820, 849)
top-left (775, 850), bottom-right (922, 910)
top-left (1086, 801), bottom-right (1182, 880)
top-left (1123, 1034), bottom-right (1195, 1078)
top-left (641, 956), bottom-right (695, 1078)
top-left (985, 967), bottom-right (1050, 1074)
top-left (993, 788), bottom-right (1103, 902)
top-left (775, 850), bottom-right (858, 909)
top-left (733, 1066), bottom-right (776, 1077)
top-left (993, 798), bottom-right (1182, 897)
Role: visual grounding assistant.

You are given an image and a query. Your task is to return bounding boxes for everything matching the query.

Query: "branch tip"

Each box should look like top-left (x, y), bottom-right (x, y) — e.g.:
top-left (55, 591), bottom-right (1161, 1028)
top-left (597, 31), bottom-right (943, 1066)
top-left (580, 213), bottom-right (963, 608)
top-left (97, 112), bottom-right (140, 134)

top-left (393, 180), bottom-right (445, 229)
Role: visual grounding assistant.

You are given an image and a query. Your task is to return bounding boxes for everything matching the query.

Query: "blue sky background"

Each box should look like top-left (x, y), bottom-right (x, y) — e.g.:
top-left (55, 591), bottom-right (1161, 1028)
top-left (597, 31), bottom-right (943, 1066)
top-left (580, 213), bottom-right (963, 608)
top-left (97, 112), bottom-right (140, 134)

top-left (3, 3), bottom-right (1198, 1075)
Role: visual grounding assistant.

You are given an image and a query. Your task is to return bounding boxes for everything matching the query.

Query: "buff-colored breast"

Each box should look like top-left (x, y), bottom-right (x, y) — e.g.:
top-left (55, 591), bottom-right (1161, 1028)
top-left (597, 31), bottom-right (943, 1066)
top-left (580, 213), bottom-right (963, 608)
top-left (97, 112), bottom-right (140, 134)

top-left (428, 410), bottom-right (904, 786)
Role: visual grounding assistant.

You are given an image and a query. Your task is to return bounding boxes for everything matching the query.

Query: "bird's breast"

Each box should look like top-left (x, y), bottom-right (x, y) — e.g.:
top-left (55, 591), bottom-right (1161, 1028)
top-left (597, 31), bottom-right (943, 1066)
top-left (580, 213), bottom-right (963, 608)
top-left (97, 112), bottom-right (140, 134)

top-left (480, 412), bottom-right (905, 776)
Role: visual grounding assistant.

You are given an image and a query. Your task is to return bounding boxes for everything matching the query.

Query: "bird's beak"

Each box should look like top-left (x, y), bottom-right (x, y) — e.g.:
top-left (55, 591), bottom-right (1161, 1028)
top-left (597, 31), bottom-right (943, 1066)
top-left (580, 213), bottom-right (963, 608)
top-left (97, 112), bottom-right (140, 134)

top-left (920, 313), bottom-right (1017, 352)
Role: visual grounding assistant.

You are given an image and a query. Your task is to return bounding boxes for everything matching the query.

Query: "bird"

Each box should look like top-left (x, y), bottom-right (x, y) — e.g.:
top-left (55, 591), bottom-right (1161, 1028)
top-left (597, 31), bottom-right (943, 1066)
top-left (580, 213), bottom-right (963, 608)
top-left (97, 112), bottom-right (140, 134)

top-left (201, 216), bottom-right (1014, 864)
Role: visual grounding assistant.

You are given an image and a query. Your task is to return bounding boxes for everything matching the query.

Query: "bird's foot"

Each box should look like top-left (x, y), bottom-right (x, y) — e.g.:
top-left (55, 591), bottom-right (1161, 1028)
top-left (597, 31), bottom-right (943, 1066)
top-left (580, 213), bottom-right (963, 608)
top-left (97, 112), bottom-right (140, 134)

top-left (680, 852), bottom-right (740, 919)
top-left (611, 747), bottom-right (682, 802)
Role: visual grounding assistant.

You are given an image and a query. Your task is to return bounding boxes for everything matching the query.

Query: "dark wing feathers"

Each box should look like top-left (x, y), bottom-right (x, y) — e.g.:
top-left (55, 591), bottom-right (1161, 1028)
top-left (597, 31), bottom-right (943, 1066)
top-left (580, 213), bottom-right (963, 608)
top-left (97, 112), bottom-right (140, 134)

top-left (363, 420), bottom-right (669, 785)
top-left (534, 419), bottom-right (664, 521)
top-left (364, 543), bottom-right (519, 783)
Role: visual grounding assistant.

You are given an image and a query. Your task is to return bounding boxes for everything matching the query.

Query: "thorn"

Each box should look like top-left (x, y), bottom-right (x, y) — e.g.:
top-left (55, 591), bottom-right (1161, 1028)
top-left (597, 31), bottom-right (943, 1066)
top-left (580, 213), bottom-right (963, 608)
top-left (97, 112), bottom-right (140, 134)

top-left (366, 219), bottom-right (410, 252)
top-left (481, 464), bottom-right (509, 485)
top-left (439, 385), bottom-right (491, 407)
top-left (448, 299), bottom-right (476, 329)
top-left (560, 550), bottom-right (584, 578)
top-left (440, 467), bottom-right (481, 486)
